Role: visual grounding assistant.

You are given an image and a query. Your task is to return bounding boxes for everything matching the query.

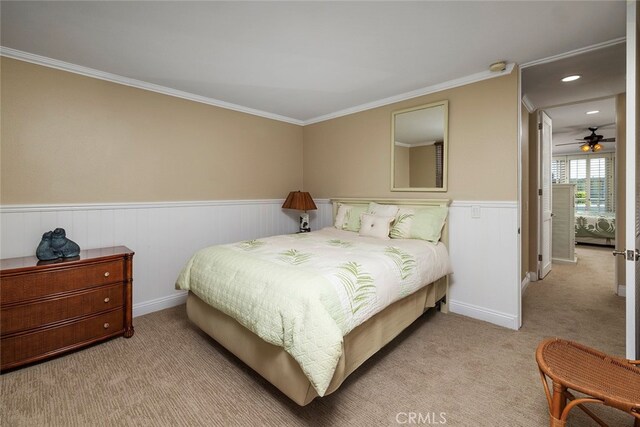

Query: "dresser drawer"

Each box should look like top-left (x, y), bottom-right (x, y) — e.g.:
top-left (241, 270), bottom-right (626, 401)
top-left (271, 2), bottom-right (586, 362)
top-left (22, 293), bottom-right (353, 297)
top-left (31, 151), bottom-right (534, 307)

top-left (1, 259), bottom-right (124, 304)
top-left (1, 309), bottom-right (124, 369)
top-left (1, 284), bottom-right (124, 335)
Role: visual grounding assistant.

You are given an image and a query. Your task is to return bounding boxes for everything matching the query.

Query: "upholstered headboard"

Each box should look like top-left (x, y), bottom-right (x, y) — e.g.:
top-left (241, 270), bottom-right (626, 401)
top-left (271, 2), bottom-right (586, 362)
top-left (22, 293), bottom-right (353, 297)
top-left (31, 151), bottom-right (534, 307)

top-left (330, 198), bottom-right (451, 247)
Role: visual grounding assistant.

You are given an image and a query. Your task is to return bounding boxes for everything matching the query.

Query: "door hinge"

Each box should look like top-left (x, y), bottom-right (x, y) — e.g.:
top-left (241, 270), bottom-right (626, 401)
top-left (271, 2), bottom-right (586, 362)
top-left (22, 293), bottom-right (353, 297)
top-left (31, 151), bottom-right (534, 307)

top-left (538, 123), bottom-right (542, 130)
top-left (538, 254), bottom-right (542, 262)
top-left (538, 189), bottom-right (542, 196)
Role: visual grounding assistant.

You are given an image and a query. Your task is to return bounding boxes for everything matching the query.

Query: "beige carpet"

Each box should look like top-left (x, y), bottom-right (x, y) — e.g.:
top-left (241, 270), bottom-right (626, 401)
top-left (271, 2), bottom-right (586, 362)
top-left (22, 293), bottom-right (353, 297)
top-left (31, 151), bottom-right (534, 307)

top-left (1, 245), bottom-right (630, 426)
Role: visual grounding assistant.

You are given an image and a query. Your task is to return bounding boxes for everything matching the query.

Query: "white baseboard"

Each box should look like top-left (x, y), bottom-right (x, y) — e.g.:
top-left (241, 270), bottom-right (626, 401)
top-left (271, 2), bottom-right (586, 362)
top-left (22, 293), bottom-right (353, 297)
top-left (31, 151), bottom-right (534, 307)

top-left (448, 300), bottom-right (518, 330)
top-left (617, 285), bottom-right (627, 297)
top-left (552, 257), bottom-right (578, 265)
top-left (133, 292), bottom-right (188, 318)
top-left (521, 275), bottom-right (531, 295)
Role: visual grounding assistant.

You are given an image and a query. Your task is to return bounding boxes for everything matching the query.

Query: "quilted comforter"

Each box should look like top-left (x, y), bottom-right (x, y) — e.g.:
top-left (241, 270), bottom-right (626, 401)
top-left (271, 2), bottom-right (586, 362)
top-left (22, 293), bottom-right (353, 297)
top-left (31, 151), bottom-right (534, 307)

top-left (575, 213), bottom-right (615, 240)
top-left (176, 227), bottom-right (451, 396)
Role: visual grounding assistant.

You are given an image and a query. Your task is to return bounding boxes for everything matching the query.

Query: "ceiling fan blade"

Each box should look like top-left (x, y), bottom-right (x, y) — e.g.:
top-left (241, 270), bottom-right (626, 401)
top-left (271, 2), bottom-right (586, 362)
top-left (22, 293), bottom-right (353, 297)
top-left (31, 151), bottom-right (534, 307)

top-left (557, 142), bottom-right (583, 146)
top-left (601, 138), bottom-right (616, 142)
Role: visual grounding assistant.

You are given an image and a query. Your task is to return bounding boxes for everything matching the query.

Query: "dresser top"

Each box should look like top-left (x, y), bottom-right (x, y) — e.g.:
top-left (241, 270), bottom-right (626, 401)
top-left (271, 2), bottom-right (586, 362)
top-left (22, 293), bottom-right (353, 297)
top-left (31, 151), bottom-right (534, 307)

top-left (1, 246), bottom-right (134, 273)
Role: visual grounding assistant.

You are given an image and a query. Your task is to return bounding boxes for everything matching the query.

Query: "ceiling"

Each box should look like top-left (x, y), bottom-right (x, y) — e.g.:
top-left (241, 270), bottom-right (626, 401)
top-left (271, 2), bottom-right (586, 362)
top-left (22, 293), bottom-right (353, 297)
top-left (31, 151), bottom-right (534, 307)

top-left (522, 41), bottom-right (625, 155)
top-left (521, 42), bottom-right (626, 110)
top-left (1, 1), bottom-right (627, 124)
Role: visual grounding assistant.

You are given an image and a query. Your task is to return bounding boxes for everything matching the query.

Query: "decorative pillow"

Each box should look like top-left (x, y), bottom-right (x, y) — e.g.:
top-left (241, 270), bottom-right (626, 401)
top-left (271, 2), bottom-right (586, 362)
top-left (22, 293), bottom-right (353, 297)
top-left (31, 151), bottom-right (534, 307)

top-left (334, 204), bottom-right (349, 229)
top-left (358, 213), bottom-right (395, 239)
top-left (367, 202), bottom-right (399, 218)
top-left (334, 203), bottom-right (368, 231)
top-left (390, 206), bottom-right (448, 242)
top-left (390, 207), bottom-right (415, 238)
top-left (343, 205), bottom-right (368, 232)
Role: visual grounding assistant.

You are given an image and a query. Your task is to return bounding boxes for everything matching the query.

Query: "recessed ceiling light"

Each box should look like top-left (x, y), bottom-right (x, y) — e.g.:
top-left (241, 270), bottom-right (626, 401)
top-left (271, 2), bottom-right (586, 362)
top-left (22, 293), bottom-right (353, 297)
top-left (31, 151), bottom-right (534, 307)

top-left (586, 110), bottom-right (600, 115)
top-left (561, 75), bottom-right (581, 82)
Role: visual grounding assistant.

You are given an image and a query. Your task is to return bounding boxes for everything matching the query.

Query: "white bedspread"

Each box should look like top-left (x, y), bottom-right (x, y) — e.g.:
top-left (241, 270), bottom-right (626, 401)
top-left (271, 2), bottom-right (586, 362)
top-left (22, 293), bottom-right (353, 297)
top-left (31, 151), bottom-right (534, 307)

top-left (176, 227), bottom-right (451, 395)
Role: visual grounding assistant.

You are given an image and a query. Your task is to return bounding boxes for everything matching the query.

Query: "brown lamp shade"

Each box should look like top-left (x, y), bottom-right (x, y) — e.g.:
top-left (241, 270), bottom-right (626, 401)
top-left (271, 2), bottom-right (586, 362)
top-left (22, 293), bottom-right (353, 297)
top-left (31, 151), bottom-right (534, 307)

top-left (282, 191), bottom-right (317, 211)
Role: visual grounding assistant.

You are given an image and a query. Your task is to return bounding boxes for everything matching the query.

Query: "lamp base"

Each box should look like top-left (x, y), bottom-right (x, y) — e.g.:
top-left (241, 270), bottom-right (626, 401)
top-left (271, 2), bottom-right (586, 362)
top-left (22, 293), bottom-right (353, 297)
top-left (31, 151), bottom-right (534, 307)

top-left (299, 213), bottom-right (310, 233)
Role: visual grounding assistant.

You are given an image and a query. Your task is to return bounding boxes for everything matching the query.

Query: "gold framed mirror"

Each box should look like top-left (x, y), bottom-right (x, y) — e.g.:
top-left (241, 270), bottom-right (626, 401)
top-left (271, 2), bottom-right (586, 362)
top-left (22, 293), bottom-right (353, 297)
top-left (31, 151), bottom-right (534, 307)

top-left (391, 100), bottom-right (448, 192)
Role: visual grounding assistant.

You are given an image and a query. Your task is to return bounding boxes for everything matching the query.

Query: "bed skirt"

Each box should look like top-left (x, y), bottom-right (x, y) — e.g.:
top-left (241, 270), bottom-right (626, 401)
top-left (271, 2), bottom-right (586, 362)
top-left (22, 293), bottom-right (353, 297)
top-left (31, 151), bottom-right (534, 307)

top-left (186, 275), bottom-right (447, 405)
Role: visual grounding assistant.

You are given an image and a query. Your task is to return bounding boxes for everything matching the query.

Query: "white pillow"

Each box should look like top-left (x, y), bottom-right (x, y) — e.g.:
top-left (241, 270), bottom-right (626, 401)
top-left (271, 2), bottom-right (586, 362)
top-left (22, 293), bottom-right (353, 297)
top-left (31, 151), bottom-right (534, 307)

top-left (367, 202), bottom-right (399, 218)
top-left (358, 213), bottom-right (395, 239)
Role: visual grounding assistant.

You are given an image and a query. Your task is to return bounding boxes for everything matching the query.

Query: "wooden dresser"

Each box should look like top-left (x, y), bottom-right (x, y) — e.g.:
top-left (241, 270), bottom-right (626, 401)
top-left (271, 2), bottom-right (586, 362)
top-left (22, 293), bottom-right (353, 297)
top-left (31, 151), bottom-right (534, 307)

top-left (1, 246), bottom-right (134, 371)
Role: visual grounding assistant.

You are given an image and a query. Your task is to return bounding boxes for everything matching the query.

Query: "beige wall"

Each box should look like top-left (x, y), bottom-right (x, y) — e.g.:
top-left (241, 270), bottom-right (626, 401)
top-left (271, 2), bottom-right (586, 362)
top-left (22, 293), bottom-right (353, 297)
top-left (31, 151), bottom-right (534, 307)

top-left (615, 93), bottom-right (626, 291)
top-left (303, 71), bottom-right (519, 200)
top-left (521, 103), bottom-right (530, 281)
top-left (0, 58), bottom-right (303, 204)
top-left (409, 145), bottom-right (436, 187)
top-left (394, 145), bottom-right (410, 187)
top-left (2, 58), bottom-right (520, 206)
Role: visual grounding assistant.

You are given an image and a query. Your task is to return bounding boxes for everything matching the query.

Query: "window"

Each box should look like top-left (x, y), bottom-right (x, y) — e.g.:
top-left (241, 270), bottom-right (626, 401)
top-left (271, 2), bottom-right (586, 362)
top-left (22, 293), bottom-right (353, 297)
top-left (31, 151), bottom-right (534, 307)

top-left (551, 158), bottom-right (567, 184)
top-left (552, 153), bottom-right (615, 214)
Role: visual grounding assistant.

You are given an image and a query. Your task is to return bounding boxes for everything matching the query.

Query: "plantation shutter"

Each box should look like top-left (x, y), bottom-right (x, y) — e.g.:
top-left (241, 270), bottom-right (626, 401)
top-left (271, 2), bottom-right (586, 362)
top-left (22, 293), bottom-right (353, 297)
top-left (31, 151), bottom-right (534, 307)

top-left (589, 157), bottom-right (607, 214)
top-left (569, 158), bottom-right (588, 213)
top-left (552, 158), bottom-right (567, 184)
top-left (561, 154), bottom-right (615, 214)
top-left (605, 155), bottom-right (615, 212)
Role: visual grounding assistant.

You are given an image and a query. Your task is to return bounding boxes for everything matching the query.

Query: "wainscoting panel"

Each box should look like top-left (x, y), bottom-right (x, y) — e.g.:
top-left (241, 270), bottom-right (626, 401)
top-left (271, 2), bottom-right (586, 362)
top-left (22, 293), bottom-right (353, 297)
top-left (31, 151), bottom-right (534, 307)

top-left (448, 201), bottom-right (520, 329)
top-left (1, 199), bottom-right (519, 329)
top-left (0, 200), bottom-right (331, 317)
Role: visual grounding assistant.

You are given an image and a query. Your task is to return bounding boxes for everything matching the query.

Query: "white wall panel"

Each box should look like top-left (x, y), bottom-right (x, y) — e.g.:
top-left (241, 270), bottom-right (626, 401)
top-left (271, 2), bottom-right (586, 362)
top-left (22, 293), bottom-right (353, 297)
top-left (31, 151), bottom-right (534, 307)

top-left (448, 201), bottom-right (519, 329)
top-left (0, 199), bottom-right (519, 329)
top-left (0, 199), bottom-right (331, 317)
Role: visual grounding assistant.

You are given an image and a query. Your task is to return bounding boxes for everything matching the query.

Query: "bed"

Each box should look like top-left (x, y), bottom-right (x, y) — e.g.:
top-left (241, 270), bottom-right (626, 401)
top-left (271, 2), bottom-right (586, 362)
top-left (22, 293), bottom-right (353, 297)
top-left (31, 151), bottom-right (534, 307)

top-left (575, 213), bottom-right (615, 246)
top-left (176, 198), bottom-right (451, 405)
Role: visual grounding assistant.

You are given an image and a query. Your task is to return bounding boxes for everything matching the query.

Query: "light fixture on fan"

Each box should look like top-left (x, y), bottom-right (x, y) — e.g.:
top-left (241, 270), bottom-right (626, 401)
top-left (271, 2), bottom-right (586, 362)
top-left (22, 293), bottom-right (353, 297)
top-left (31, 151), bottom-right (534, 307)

top-left (580, 142), bottom-right (602, 152)
top-left (556, 127), bottom-right (615, 153)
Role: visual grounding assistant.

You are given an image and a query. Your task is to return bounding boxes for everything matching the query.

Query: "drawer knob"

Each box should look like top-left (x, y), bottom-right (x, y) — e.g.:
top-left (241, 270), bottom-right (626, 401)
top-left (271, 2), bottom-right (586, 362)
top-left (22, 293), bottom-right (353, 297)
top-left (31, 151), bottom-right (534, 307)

top-left (104, 272), bottom-right (110, 277)
top-left (103, 322), bottom-right (110, 329)
top-left (104, 297), bottom-right (110, 303)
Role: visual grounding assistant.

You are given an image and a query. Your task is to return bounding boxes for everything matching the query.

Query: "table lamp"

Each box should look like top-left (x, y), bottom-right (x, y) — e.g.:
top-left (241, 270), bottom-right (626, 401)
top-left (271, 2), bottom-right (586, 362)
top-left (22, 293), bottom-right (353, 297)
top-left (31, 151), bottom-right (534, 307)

top-left (282, 191), bottom-right (317, 232)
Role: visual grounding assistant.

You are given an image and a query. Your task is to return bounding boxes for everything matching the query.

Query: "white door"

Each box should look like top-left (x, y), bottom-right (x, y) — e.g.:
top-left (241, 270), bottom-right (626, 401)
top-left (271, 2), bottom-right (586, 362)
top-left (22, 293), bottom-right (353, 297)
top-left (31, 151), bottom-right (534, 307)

top-left (539, 111), bottom-right (553, 279)
top-left (625, 1), bottom-right (639, 360)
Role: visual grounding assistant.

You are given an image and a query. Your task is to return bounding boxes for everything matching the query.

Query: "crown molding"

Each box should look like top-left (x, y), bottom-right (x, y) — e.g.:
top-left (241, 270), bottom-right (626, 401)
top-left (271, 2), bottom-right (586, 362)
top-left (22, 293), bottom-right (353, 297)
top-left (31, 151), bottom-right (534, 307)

top-left (521, 94), bottom-right (535, 113)
top-left (0, 47), bottom-right (305, 126)
top-left (520, 37), bottom-right (625, 69)
top-left (1, 47), bottom-right (515, 127)
top-left (303, 63), bottom-right (515, 125)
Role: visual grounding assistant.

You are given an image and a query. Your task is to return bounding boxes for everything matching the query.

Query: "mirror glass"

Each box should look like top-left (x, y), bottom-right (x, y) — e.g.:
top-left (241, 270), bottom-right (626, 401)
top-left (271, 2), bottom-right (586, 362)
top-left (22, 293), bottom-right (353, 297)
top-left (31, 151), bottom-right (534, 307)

top-left (391, 100), bottom-right (448, 191)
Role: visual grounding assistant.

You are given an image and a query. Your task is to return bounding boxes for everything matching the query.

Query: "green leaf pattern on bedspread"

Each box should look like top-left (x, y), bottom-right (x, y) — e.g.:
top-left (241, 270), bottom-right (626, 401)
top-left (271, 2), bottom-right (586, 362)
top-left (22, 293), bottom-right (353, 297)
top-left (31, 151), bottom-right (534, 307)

top-left (326, 239), bottom-right (353, 248)
top-left (335, 262), bottom-right (376, 314)
top-left (278, 249), bottom-right (312, 265)
top-left (384, 247), bottom-right (416, 280)
top-left (236, 239), bottom-right (266, 250)
top-left (175, 227), bottom-right (450, 397)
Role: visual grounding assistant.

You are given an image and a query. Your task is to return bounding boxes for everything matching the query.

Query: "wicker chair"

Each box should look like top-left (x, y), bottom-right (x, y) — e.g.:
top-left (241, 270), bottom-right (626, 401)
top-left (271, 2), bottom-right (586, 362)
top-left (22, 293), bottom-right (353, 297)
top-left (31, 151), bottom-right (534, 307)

top-left (536, 338), bottom-right (640, 427)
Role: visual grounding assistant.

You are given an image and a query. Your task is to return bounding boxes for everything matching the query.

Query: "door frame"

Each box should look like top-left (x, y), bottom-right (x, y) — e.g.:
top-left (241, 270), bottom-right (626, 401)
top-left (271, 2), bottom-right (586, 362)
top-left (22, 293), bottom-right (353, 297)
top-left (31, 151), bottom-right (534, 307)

top-left (625, 0), bottom-right (637, 360)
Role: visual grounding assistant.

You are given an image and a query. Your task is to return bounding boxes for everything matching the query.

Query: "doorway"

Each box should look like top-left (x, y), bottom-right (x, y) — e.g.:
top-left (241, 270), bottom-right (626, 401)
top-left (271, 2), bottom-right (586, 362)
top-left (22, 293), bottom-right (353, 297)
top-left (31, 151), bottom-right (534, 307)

top-left (520, 41), bottom-right (626, 340)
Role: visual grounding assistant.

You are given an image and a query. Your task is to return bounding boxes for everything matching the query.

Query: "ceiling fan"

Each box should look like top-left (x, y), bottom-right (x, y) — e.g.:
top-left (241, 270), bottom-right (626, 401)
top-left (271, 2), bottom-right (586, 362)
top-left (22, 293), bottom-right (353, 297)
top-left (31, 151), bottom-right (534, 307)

top-left (556, 127), bottom-right (616, 152)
